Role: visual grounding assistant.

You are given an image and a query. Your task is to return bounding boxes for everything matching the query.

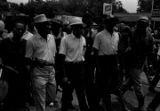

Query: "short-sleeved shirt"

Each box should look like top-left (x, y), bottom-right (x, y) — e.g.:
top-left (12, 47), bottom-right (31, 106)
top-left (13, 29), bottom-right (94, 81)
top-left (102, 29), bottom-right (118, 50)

top-left (59, 33), bottom-right (86, 62)
top-left (25, 33), bottom-right (56, 76)
top-left (93, 29), bottom-right (117, 56)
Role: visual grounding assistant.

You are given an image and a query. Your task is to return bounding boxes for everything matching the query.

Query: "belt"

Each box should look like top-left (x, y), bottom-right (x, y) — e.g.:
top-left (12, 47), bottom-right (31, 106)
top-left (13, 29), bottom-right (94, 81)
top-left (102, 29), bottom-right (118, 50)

top-left (66, 61), bottom-right (84, 64)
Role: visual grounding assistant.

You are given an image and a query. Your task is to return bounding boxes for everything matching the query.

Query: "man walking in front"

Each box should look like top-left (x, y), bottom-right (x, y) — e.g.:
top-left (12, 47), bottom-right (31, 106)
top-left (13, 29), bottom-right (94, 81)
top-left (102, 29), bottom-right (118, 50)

top-left (59, 17), bottom-right (89, 111)
top-left (25, 14), bottom-right (57, 111)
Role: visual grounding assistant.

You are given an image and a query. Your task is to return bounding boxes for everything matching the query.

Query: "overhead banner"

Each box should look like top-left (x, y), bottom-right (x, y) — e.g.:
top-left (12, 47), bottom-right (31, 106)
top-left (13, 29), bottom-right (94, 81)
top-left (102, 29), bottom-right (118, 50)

top-left (103, 3), bottom-right (112, 15)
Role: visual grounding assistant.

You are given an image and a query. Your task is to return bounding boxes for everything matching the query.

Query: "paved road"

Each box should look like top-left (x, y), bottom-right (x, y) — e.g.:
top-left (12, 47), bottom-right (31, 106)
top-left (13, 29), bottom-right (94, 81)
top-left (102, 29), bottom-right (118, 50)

top-left (30, 72), bottom-right (160, 111)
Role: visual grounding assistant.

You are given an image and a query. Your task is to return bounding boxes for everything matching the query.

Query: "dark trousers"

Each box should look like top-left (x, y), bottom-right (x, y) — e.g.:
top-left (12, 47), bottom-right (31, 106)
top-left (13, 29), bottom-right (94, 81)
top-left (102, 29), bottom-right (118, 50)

top-left (149, 57), bottom-right (160, 90)
top-left (61, 62), bottom-right (89, 111)
top-left (148, 92), bottom-right (160, 111)
top-left (84, 56), bottom-right (97, 111)
top-left (150, 74), bottom-right (160, 89)
top-left (2, 69), bottom-right (29, 111)
top-left (120, 67), bottom-right (144, 108)
top-left (95, 55), bottom-right (121, 111)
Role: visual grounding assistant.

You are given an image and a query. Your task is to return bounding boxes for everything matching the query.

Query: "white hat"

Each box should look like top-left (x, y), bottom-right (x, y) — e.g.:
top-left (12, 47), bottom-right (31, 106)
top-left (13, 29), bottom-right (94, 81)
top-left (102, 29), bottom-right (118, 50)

top-left (34, 14), bottom-right (49, 23)
top-left (0, 20), bottom-right (5, 32)
top-left (69, 17), bottom-right (83, 26)
top-left (138, 16), bottom-right (149, 22)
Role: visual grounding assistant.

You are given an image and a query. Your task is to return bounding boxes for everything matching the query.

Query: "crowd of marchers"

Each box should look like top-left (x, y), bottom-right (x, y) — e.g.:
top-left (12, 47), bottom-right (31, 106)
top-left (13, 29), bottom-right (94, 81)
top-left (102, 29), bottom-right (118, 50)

top-left (0, 13), bottom-right (160, 111)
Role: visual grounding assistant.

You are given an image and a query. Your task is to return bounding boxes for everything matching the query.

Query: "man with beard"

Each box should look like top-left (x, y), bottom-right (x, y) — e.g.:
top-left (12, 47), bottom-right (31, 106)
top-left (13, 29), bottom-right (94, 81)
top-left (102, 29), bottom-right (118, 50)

top-left (59, 17), bottom-right (89, 111)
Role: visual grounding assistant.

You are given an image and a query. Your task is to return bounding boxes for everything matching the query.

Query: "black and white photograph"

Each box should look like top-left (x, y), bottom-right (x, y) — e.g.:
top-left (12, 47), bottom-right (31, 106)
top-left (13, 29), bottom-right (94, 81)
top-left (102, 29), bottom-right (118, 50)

top-left (0, 0), bottom-right (160, 111)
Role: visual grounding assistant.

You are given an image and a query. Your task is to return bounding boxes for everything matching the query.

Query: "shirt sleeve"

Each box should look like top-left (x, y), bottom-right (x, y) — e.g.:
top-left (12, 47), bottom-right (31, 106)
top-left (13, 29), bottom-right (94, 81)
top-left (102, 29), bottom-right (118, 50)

top-left (25, 38), bottom-right (34, 58)
top-left (82, 36), bottom-right (86, 47)
top-left (93, 33), bottom-right (100, 50)
top-left (112, 32), bottom-right (119, 51)
top-left (59, 37), bottom-right (67, 55)
top-left (53, 37), bottom-right (57, 57)
top-left (49, 34), bottom-right (57, 57)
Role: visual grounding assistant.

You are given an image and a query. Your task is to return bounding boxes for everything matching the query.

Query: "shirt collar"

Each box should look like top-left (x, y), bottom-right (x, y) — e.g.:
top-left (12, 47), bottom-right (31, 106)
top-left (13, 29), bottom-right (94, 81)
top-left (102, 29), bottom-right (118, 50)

top-left (103, 29), bottom-right (112, 36)
top-left (70, 33), bottom-right (82, 40)
top-left (35, 33), bottom-right (52, 41)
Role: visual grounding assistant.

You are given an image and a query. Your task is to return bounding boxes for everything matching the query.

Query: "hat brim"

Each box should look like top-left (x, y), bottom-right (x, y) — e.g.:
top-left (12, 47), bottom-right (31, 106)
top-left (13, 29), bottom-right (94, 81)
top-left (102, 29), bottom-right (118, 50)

top-left (70, 22), bottom-right (83, 26)
top-left (34, 19), bottom-right (51, 24)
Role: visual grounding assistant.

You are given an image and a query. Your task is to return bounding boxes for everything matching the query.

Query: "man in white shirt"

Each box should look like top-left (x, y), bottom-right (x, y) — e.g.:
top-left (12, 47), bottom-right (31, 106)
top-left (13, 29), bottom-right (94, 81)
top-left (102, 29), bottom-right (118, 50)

top-left (59, 17), bottom-right (89, 111)
top-left (93, 17), bottom-right (129, 111)
top-left (25, 14), bottom-right (57, 111)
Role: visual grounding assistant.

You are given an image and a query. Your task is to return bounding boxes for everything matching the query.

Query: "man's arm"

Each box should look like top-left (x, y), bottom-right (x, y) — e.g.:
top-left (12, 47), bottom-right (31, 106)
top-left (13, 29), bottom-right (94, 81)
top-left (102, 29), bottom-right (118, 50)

top-left (59, 37), bottom-right (68, 83)
top-left (25, 38), bottom-right (34, 70)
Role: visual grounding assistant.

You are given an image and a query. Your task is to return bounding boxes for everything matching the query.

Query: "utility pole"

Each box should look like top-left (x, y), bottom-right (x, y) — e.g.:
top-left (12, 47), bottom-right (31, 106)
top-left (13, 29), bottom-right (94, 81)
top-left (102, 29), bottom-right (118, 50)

top-left (151, 0), bottom-right (154, 14)
top-left (151, 0), bottom-right (155, 29)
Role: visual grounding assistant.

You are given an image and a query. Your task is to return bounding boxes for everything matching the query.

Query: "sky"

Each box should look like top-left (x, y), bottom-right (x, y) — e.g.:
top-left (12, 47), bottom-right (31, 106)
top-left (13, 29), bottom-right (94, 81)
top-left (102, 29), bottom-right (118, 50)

top-left (120, 0), bottom-right (138, 13)
top-left (7, 0), bottom-right (138, 13)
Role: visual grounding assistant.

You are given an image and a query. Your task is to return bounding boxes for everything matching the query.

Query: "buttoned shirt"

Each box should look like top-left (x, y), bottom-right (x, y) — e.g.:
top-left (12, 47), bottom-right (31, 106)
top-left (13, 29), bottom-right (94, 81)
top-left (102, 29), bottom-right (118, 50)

top-left (25, 33), bottom-right (56, 76)
top-left (93, 29), bottom-right (117, 56)
top-left (59, 33), bottom-right (86, 62)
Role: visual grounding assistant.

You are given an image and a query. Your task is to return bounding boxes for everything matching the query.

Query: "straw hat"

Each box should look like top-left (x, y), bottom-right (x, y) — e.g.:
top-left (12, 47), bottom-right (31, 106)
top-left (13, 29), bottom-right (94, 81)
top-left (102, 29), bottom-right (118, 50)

top-left (138, 16), bottom-right (149, 22)
top-left (34, 14), bottom-right (49, 23)
top-left (69, 17), bottom-right (83, 26)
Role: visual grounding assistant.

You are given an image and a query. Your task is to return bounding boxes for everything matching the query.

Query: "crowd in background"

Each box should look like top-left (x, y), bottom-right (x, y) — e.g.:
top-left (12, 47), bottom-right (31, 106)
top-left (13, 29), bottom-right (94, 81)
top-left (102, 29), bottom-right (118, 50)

top-left (0, 13), bottom-right (160, 111)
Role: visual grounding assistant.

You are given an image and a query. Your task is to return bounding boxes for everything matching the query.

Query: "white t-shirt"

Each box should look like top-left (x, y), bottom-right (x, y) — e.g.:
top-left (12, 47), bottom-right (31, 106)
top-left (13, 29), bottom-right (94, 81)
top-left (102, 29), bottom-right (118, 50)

top-left (59, 33), bottom-right (86, 62)
top-left (93, 29), bottom-right (117, 56)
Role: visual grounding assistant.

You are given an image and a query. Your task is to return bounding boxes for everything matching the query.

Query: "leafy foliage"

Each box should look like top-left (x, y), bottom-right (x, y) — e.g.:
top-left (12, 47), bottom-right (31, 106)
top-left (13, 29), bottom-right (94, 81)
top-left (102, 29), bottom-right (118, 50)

top-left (0, 1), bottom-right (9, 12)
top-left (137, 0), bottom-right (160, 12)
top-left (1, 0), bottom-right (127, 18)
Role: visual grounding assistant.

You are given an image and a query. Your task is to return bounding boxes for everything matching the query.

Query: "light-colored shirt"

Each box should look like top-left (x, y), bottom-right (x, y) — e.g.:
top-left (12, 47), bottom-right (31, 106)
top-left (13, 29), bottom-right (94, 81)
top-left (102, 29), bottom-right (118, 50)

top-left (59, 33), bottom-right (86, 62)
top-left (22, 31), bottom-right (34, 40)
top-left (93, 29), bottom-right (117, 56)
top-left (112, 31), bottom-right (119, 52)
top-left (0, 69), bottom-right (2, 78)
top-left (25, 33), bottom-right (56, 76)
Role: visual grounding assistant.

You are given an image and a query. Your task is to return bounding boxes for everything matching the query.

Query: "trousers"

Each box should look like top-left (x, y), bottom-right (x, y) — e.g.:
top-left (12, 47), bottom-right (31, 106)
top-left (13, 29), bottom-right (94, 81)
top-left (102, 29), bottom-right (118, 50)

top-left (32, 70), bottom-right (56, 111)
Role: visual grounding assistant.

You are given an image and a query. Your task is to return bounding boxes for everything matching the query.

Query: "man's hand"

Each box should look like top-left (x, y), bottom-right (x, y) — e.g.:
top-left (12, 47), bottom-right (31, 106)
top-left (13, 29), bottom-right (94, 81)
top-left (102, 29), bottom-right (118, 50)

top-left (125, 47), bottom-right (132, 53)
top-left (63, 77), bottom-right (70, 84)
top-left (61, 77), bottom-right (71, 89)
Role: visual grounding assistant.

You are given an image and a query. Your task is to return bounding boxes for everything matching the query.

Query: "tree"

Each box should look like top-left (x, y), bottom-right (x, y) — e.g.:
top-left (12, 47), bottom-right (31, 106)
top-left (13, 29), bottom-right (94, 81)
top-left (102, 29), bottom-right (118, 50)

top-left (6, 0), bottom-right (127, 19)
top-left (113, 0), bottom-right (128, 13)
top-left (153, 0), bottom-right (160, 9)
top-left (0, 0), bottom-right (8, 12)
top-left (137, 0), bottom-right (152, 12)
top-left (137, 0), bottom-right (160, 12)
top-left (14, 1), bottom-right (64, 18)
top-left (61, 0), bottom-right (127, 16)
